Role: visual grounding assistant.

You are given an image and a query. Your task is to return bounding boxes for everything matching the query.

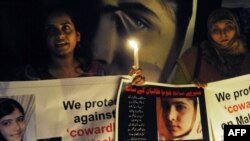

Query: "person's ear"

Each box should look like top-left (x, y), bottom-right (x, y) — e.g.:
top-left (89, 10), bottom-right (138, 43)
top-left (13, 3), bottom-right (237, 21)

top-left (76, 32), bottom-right (81, 42)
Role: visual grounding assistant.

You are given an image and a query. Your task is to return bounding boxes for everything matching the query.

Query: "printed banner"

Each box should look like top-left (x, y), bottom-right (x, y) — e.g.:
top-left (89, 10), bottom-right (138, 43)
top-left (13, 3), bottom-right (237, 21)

top-left (205, 74), bottom-right (250, 141)
top-left (1, 74), bottom-right (250, 141)
top-left (0, 76), bottom-right (123, 141)
top-left (115, 79), bottom-right (210, 141)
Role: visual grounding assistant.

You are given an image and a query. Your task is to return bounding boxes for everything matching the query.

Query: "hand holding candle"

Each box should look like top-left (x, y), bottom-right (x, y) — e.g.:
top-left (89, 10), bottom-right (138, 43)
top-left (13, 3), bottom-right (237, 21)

top-left (128, 39), bottom-right (145, 85)
top-left (128, 39), bottom-right (139, 69)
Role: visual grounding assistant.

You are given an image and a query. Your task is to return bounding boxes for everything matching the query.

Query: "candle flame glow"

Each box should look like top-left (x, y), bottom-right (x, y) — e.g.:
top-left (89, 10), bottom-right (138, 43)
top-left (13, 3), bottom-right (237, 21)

top-left (128, 39), bottom-right (138, 49)
top-left (128, 39), bottom-right (139, 69)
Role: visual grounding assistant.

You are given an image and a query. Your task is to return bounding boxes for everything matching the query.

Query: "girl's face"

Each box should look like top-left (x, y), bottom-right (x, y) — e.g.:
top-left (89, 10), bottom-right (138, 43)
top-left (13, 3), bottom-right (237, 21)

top-left (92, 0), bottom-right (176, 81)
top-left (45, 12), bottom-right (80, 57)
top-left (162, 98), bottom-right (196, 138)
top-left (0, 108), bottom-right (26, 141)
top-left (210, 20), bottom-right (236, 47)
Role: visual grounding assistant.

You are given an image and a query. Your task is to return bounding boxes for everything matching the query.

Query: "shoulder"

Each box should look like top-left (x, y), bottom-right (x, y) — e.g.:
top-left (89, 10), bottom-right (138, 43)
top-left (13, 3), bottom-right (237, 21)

top-left (180, 46), bottom-right (199, 63)
top-left (241, 51), bottom-right (250, 73)
top-left (180, 46), bottom-right (200, 68)
top-left (172, 46), bottom-right (199, 84)
top-left (13, 64), bottom-right (41, 81)
top-left (176, 44), bottom-right (204, 80)
top-left (180, 41), bottom-right (210, 63)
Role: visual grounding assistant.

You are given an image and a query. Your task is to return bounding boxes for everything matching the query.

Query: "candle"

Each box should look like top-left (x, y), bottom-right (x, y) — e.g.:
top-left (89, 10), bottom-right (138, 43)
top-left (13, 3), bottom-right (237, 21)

top-left (133, 46), bottom-right (139, 69)
top-left (128, 40), bottom-right (139, 69)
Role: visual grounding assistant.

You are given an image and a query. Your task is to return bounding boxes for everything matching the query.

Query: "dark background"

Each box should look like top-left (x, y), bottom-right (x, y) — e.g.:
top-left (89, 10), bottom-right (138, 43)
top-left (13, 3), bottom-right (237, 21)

top-left (0, 0), bottom-right (233, 81)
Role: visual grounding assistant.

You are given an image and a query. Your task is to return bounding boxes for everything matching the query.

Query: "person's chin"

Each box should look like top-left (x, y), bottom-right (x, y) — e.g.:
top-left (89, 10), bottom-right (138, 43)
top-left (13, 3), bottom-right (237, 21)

top-left (9, 135), bottom-right (22, 141)
top-left (218, 41), bottom-right (229, 47)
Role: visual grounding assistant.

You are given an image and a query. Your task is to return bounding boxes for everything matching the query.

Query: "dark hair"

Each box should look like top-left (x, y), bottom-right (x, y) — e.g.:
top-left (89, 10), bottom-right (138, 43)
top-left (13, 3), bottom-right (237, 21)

top-left (30, 2), bottom-right (92, 68)
top-left (41, 3), bottom-right (80, 30)
top-left (161, 97), bottom-right (198, 112)
top-left (44, 5), bottom-right (79, 62)
top-left (0, 98), bottom-right (25, 141)
top-left (207, 8), bottom-right (240, 37)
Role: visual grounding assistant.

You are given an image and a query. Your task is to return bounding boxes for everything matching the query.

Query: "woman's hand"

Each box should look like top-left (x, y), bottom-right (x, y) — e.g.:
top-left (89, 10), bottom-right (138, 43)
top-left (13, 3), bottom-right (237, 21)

top-left (128, 68), bottom-right (146, 85)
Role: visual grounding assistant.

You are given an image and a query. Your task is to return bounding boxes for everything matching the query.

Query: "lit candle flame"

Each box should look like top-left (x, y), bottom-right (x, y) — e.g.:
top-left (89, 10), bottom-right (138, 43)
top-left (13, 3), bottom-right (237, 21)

top-left (128, 39), bottom-right (139, 69)
top-left (128, 40), bottom-right (138, 50)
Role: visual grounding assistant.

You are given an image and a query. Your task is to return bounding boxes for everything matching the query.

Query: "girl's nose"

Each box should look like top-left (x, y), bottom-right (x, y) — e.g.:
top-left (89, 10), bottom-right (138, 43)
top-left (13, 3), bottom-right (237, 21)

top-left (220, 30), bottom-right (227, 38)
top-left (12, 121), bottom-right (21, 131)
top-left (168, 107), bottom-right (177, 121)
top-left (55, 29), bottom-right (65, 39)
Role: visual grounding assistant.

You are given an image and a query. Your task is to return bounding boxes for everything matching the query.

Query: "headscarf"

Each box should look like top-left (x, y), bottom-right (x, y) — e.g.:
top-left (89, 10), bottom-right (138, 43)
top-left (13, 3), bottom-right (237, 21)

top-left (201, 8), bottom-right (247, 77)
top-left (207, 8), bottom-right (240, 38)
top-left (207, 8), bottom-right (245, 55)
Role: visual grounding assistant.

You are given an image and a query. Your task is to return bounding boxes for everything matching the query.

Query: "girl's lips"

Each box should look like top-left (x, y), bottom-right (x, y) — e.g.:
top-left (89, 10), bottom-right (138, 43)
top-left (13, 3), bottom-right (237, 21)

top-left (167, 124), bottom-right (179, 131)
top-left (55, 42), bottom-right (68, 47)
top-left (221, 39), bottom-right (228, 42)
top-left (10, 132), bottom-right (22, 137)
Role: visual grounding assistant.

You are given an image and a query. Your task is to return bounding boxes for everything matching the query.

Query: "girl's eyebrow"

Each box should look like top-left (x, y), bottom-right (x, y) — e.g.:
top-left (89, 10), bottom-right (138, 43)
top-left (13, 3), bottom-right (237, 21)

top-left (171, 101), bottom-right (188, 105)
top-left (101, 2), bottom-right (159, 20)
top-left (119, 3), bottom-right (159, 20)
top-left (46, 21), bottom-right (72, 26)
top-left (225, 22), bottom-right (234, 26)
top-left (162, 100), bottom-right (187, 105)
top-left (0, 119), bottom-right (12, 124)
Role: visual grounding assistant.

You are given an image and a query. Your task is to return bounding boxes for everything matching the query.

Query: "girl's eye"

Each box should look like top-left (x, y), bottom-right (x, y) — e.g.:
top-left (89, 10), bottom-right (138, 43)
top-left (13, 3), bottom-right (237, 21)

top-left (17, 116), bottom-right (25, 122)
top-left (126, 12), bottom-right (151, 30)
top-left (135, 17), bottom-right (150, 30)
top-left (224, 25), bottom-right (234, 32)
top-left (62, 24), bottom-right (72, 33)
top-left (0, 121), bottom-right (11, 126)
top-left (175, 104), bottom-right (186, 111)
top-left (162, 103), bottom-right (170, 112)
top-left (45, 27), bottom-right (57, 35)
top-left (211, 28), bottom-right (220, 34)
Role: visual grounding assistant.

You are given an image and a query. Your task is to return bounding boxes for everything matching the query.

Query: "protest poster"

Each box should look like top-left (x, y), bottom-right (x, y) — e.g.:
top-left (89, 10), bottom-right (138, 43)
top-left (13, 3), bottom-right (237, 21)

top-left (205, 74), bottom-right (250, 141)
top-left (115, 79), bottom-right (210, 141)
top-left (0, 95), bottom-right (36, 141)
top-left (0, 76), bottom-right (122, 141)
top-left (1, 74), bottom-right (250, 141)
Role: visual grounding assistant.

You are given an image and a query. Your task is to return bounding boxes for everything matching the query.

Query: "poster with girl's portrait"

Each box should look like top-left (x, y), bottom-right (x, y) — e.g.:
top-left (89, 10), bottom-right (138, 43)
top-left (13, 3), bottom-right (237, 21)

top-left (0, 95), bottom-right (36, 141)
top-left (156, 97), bottom-right (202, 140)
top-left (115, 79), bottom-right (210, 141)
